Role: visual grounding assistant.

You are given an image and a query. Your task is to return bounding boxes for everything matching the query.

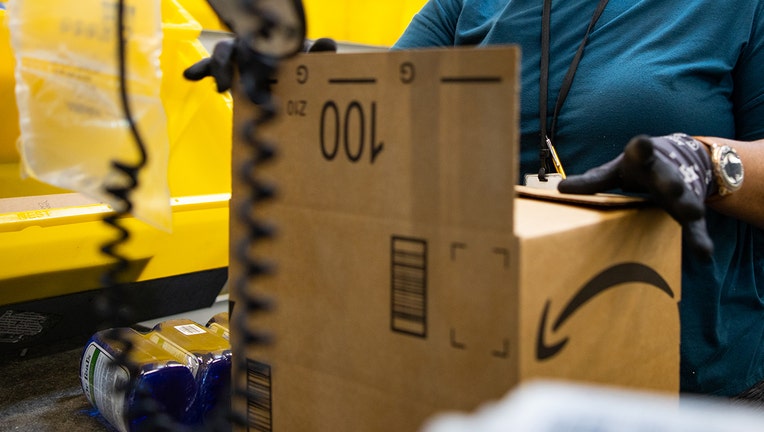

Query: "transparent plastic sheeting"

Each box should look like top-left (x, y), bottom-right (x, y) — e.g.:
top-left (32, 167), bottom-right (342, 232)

top-left (8, 0), bottom-right (171, 231)
top-left (423, 381), bottom-right (764, 432)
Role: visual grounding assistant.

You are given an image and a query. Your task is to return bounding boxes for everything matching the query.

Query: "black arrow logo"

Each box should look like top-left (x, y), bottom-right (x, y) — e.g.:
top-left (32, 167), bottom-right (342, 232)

top-left (536, 262), bottom-right (675, 361)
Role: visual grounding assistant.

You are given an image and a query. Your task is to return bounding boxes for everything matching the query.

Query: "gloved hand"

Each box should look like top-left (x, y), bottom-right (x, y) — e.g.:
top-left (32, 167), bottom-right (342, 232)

top-left (183, 37), bottom-right (337, 93)
top-left (184, 38), bottom-right (237, 92)
top-left (303, 37), bottom-right (338, 53)
top-left (557, 133), bottom-right (715, 259)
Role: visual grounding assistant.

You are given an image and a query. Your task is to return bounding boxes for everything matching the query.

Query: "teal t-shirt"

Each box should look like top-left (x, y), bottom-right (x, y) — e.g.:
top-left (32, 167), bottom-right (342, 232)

top-left (394, 0), bottom-right (764, 396)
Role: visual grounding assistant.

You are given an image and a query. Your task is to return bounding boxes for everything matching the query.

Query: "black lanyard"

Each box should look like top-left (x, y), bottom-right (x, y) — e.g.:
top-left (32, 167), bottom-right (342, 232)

top-left (538, 0), bottom-right (609, 179)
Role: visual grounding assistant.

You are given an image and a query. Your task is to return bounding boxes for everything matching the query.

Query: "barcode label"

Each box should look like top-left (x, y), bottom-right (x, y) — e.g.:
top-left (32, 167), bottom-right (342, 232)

top-left (247, 360), bottom-right (273, 432)
top-left (174, 324), bottom-right (206, 336)
top-left (391, 236), bottom-right (428, 337)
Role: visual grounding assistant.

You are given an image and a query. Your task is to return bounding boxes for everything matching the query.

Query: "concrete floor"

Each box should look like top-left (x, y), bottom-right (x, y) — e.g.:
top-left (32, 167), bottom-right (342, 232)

top-left (0, 347), bottom-right (112, 432)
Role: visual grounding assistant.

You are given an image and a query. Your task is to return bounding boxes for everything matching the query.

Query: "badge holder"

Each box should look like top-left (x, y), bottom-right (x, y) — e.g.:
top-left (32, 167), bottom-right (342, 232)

top-left (524, 135), bottom-right (566, 190)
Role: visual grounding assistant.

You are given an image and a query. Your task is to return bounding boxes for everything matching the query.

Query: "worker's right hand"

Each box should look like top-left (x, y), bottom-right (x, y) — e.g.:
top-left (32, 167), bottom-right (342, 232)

top-left (183, 38), bottom-right (237, 93)
top-left (303, 37), bottom-right (338, 53)
top-left (183, 37), bottom-right (337, 93)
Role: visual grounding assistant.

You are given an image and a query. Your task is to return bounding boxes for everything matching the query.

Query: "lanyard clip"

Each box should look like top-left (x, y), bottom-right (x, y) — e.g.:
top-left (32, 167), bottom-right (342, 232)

top-left (538, 147), bottom-right (551, 181)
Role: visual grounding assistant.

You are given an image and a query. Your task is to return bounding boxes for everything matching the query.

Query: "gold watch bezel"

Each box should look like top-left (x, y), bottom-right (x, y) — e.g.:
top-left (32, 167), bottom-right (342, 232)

top-left (695, 137), bottom-right (744, 196)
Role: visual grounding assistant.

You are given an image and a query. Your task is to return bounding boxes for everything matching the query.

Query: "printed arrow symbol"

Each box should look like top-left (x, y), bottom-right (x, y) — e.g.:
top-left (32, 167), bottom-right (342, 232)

top-left (536, 262), bottom-right (675, 361)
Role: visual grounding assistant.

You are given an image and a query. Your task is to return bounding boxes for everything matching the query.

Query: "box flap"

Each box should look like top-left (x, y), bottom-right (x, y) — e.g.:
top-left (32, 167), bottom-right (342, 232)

top-left (515, 185), bottom-right (647, 208)
top-left (251, 46), bottom-right (521, 231)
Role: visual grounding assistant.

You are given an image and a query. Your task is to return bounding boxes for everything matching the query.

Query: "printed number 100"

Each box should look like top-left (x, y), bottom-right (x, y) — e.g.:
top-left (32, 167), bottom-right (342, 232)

top-left (320, 101), bottom-right (384, 164)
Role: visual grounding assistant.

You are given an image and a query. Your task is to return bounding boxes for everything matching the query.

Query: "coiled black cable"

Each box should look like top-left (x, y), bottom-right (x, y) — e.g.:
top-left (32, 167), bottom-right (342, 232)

top-left (95, 0), bottom-right (305, 430)
top-left (229, 46), bottom-right (280, 430)
top-left (199, 1), bottom-right (306, 427)
top-left (96, 1), bottom-right (182, 431)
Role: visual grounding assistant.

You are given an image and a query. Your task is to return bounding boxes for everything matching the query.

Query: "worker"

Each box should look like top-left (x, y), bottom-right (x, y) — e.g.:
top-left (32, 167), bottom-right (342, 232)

top-left (393, 0), bottom-right (764, 403)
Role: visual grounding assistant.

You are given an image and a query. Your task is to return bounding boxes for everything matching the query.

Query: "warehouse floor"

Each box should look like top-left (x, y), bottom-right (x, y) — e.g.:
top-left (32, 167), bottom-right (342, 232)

top-left (0, 347), bottom-right (111, 432)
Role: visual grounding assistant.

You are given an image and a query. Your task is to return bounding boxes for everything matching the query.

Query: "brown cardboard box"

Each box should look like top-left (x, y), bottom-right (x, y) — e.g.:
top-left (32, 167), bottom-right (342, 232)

top-left (230, 46), bottom-right (681, 432)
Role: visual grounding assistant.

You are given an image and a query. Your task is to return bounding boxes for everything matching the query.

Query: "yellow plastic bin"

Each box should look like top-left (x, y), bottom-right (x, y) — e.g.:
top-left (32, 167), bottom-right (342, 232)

top-left (161, 0), bottom-right (232, 197)
top-left (302, 0), bottom-right (428, 47)
top-left (0, 6), bottom-right (20, 164)
top-left (176, 0), bottom-right (227, 32)
top-left (0, 0), bottom-right (232, 341)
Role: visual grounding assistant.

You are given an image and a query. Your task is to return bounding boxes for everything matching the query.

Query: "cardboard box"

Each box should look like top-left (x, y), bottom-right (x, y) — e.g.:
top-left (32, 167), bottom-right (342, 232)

top-left (230, 47), bottom-right (681, 431)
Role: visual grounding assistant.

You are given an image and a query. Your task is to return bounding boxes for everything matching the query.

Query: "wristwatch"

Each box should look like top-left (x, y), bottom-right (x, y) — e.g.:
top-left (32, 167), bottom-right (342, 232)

top-left (695, 137), bottom-right (744, 196)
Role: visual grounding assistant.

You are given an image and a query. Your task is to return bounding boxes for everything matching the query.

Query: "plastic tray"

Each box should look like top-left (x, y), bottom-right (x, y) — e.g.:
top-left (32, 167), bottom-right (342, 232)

top-left (0, 0), bottom-right (232, 306)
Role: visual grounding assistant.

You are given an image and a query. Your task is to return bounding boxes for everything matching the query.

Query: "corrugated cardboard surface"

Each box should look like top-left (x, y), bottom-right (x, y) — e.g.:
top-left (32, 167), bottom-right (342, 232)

top-left (514, 197), bottom-right (680, 390)
top-left (230, 47), bottom-right (680, 432)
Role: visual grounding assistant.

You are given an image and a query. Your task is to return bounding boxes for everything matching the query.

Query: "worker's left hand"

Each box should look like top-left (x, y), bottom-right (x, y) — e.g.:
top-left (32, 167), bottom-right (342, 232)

top-left (558, 134), bottom-right (715, 259)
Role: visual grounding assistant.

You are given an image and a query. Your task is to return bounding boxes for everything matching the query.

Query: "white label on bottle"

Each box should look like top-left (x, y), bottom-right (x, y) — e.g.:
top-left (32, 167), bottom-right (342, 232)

top-left (80, 342), bottom-right (130, 432)
top-left (174, 323), bottom-right (206, 335)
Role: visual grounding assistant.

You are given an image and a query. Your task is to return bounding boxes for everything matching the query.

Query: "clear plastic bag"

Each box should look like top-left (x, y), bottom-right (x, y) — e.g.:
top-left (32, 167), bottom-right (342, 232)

top-left (8, 0), bottom-right (171, 230)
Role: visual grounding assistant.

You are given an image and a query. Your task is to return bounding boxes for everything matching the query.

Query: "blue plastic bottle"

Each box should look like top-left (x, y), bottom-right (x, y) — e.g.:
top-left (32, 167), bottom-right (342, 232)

top-left (80, 328), bottom-right (197, 432)
top-left (147, 318), bottom-right (232, 426)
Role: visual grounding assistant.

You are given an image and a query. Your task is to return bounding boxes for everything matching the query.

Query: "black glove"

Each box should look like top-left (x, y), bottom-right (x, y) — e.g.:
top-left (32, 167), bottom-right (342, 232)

top-left (183, 37), bottom-right (337, 94)
top-left (304, 37), bottom-right (338, 53)
top-left (558, 133), bottom-right (715, 259)
top-left (183, 38), bottom-right (237, 92)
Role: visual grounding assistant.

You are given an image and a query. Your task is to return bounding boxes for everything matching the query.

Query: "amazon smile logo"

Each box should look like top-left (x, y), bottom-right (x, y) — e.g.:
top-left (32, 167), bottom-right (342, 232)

top-left (536, 262), bottom-right (675, 361)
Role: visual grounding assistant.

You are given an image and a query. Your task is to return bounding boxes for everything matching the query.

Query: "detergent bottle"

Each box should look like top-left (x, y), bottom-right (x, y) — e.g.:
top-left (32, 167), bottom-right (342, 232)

top-left (80, 327), bottom-right (197, 432)
top-left (147, 318), bottom-right (232, 426)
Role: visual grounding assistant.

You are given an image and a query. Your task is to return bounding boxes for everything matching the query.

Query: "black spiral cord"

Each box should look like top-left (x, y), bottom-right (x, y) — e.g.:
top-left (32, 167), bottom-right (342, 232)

top-left (94, 0), bottom-right (306, 430)
top-left (223, 6), bottom-right (308, 430)
top-left (96, 0), bottom-right (185, 430)
top-left (229, 45), bottom-right (279, 430)
top-left (197, 1), bottom-right (307, 428)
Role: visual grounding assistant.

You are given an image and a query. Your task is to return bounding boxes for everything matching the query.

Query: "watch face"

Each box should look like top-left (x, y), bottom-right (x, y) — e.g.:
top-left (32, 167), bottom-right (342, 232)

top-left (719, 147), bottom-right (744, 189)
